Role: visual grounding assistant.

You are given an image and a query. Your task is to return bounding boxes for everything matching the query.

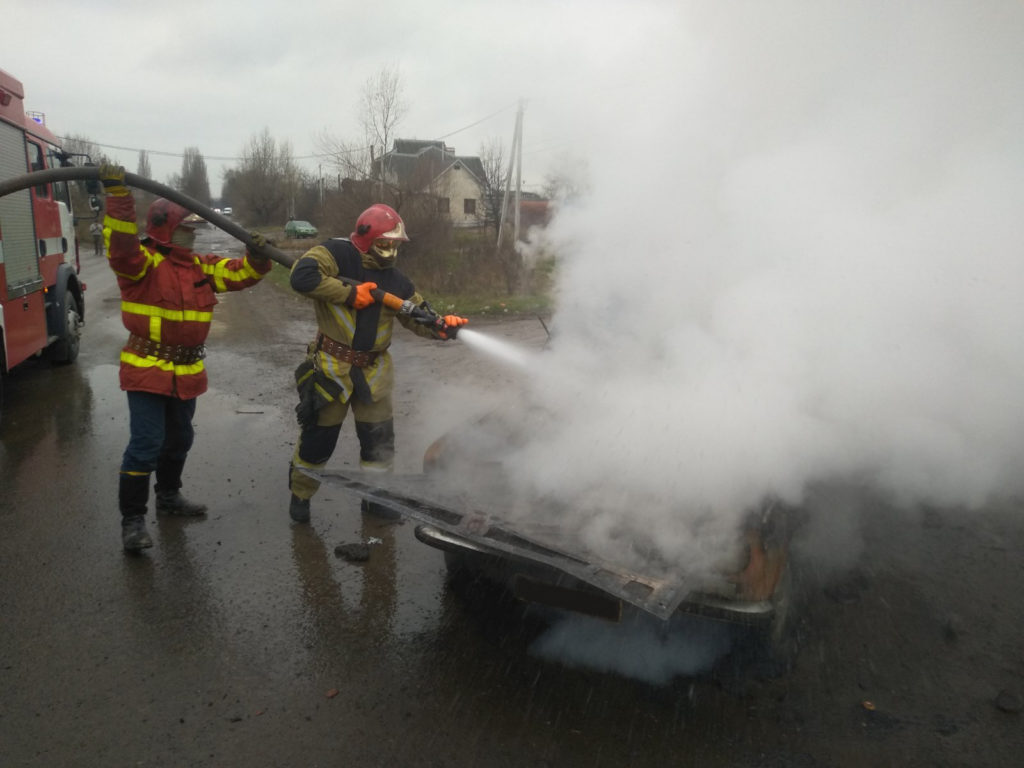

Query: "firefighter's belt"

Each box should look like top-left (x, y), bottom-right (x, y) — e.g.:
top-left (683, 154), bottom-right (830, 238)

top-left (126, 333), bottom-right (206, 364)
top-left (316, 333), bottom-right (384, 368)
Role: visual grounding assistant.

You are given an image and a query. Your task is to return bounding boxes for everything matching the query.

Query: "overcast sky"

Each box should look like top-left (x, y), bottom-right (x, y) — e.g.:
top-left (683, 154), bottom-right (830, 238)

top-left (5, 0), bottom-right (667, 197)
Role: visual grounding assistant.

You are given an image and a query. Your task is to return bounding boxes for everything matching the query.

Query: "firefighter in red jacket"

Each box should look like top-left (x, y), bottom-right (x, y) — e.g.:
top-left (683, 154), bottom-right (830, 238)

top-left (287, 203), bottom-right (467, 523)
top-left (99, 165), bottom-right (272, 552)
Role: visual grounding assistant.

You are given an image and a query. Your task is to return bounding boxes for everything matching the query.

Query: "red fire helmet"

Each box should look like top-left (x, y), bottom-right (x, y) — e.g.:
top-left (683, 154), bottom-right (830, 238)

top-left (145, 199), bottom-right (200, 247)
top-left (350, 204), bottom-right (408, 253)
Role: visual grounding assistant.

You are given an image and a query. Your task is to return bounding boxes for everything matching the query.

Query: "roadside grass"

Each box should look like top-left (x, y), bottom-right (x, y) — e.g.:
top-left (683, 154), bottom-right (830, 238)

top-left (253, 227), bottom-right (553, 319)
top-left (425, 292), bottom-right (552, 318)
top-left (261, 260), bottom-right (551, 318)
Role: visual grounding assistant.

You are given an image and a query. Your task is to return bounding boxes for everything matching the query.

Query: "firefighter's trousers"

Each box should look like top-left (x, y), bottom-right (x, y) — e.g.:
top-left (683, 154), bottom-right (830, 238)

top-left (119, 391), bottom-right (197, 517)
top-left (289, 391), bottom-right (395, 501)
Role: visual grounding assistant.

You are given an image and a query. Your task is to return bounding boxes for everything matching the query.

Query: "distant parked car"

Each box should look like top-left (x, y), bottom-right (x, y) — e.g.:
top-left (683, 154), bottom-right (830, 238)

top-left (284, 219), bottom-right (318, 239)
top-left (222, 206), bottom-right (233, 216)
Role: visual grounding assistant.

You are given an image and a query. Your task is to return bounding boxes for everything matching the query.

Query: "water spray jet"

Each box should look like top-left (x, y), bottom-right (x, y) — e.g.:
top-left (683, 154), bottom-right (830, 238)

top-left (455, 328), bottom-right (536, 371)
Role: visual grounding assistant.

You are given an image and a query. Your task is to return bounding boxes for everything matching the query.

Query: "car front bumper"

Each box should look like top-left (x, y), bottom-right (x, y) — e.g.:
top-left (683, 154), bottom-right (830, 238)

top-left (415, 524), bottom-right (778, 626)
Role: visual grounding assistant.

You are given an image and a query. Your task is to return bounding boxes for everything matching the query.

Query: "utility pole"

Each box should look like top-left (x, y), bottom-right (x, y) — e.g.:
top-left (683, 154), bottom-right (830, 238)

top-left (513, 103), bottom-right (522, 244)
top-left (496, 100), bottom-right (524, 251)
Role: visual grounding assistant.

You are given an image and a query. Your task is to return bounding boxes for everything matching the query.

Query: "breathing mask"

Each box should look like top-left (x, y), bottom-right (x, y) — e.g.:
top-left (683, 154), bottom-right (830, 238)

top-left (371, 238), bottom-right (400, 266)
top-left (170, 226), bottom-right (196, 250)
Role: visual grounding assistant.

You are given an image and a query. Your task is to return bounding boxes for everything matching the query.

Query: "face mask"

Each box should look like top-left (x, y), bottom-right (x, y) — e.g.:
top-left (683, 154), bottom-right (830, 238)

top-left (170, 226), bottom-right (196, 250)
top-left (371, 238), bottom-right (399, 266)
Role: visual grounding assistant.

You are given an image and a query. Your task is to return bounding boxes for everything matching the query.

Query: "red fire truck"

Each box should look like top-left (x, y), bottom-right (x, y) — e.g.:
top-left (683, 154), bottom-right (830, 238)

top-left (0, 67), bottom-right (86, 422)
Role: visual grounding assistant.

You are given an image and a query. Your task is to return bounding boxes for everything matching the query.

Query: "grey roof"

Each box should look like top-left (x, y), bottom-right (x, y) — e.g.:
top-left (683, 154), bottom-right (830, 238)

top-left (375, 139), bottom-right (485, 191)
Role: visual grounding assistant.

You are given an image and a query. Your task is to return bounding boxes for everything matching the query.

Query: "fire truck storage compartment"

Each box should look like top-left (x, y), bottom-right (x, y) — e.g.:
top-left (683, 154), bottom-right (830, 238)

top-left (0, 118), bottom-right (44, 298)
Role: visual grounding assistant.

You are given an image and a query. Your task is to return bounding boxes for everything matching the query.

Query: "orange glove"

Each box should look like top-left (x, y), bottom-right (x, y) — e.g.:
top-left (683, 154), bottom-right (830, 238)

top-left (346, 281), bottom-right (378, 310)
top-left (439, 314), bottom-right (468, 340)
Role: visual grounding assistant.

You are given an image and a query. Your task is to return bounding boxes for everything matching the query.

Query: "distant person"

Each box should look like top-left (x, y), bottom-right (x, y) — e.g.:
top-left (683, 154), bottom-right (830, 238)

top-left (89, 220), bottom-right (103, 256)
top-left (286, 203), bottom-right (468, 523)
top-left (98, 164), bottom-right (273, 552)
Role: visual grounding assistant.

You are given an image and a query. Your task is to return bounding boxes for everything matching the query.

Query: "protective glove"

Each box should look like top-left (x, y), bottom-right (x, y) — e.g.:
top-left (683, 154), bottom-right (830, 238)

top-left (98, 164), bottom-right (130, 196)
top-left (438, 314), bottom-right (468, 340)
top-left (247, 231), bottom-right (271, 264)
top-left (345, 281), bottom-right (378, 310)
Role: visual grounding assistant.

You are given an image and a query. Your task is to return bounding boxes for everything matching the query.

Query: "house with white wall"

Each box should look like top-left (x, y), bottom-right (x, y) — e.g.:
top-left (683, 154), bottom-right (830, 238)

top-left (373, 139), bottom-right (487, 227)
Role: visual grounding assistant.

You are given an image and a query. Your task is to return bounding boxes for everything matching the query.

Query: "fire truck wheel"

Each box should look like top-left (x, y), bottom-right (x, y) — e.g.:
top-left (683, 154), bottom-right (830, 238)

top-left (50, 292), bottom-right (83, 365)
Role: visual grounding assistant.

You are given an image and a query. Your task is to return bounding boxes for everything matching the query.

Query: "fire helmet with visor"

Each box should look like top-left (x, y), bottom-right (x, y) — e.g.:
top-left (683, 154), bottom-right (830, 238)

top-left (145, 198), bottom-right (203, 248)
top-left (351, 204), bottom-right (408, 265)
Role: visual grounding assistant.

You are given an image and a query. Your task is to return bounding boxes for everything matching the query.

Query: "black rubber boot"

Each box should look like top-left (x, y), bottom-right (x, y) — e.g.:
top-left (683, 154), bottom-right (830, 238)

top-left (155, 457), bottom-right (207, 515)
top-left (120, 473), bottom-right (152, 551)
top-left (122, 515), bottom-right (153, 551)
top-left (155, 491), bottom-right (208, 516)
top-left (289, 494), bottom-right (311, 523)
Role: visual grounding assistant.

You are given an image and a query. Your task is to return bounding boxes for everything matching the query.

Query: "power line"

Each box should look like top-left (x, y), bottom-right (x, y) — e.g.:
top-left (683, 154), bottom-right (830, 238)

top-left (55, 137), bottom-right (348, 163)
top-left (435, 102), bottom-right (519, 140)
top-left (56, 101), bottom-right (521, 165)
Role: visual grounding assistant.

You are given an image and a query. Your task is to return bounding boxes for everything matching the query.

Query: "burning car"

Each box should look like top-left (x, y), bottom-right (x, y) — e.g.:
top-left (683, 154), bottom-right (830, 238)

top-left (317, 405), bottom-right (800, 675)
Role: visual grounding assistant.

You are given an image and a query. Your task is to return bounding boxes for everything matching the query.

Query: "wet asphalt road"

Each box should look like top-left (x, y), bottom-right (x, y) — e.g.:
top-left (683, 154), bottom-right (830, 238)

top-left (2, 226), bottom-right (1022, 767)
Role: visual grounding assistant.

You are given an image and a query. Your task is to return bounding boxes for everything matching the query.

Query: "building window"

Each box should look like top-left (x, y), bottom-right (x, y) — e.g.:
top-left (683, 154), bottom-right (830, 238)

top-left (437, 197), bottom-right (450, 214)
top-left (464, 198), bottom-right (476, 215)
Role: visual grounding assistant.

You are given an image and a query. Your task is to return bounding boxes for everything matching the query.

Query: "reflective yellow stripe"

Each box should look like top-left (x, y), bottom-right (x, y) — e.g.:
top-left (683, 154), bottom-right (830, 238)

top-left (363, 354), bottom-right (389, 390)
top-left (315, 350), bottom-right (353, 401)
top-left (198, 256), bottom-right (264, 291)
top-left (241, 257), bottom-right (263, 280)
top-left (313, 382), bottom-right (336, 402)
top-left (142, 245), bottom-right (165, 269)
top-left (201, 258), bottom-right (228, 292)
top-left (107, 239), bottom-right (163, 281)
top-left (150, 316), bottom-right (161, 343)
top-left (120, 350), bottom-right (205, 375)
top-left (111, 265), bottom-right (147, 280)
top-left (120, 470), bottom-right (150, 477)
top-left (120, 301), bottom-right (213, 323)
top-left (291, 453), bottom-right (324, 471)
top-left (104, 216), bottom-right (137, 234)
top-left (326, 304), bottom-right (357, 340)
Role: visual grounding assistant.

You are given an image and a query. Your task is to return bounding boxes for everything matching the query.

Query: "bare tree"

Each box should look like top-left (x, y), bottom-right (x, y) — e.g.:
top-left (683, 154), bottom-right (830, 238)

top-left (313, 129), bottom-right (374, 182)
top-left (136, 150), bottom-right (152, 180)
top-left (477, 137), bottom-right (507, 234)
top-left (360, 64), bottom-right (407, 163)
top-left (57, 134), bottom-right (108, 231)
top-left (178, 146), bottom-right (211, 206)
top-left (223, 128), bottom-right (297, 225)
top-left (58, 134), bottom-right (104, 165)
top-left (542, 151), bottom-right (591, 203)
top-left (315, 65), bottom-right (407, 187)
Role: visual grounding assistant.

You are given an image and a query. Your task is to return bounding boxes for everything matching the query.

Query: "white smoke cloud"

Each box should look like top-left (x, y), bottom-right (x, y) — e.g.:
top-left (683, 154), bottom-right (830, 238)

top-left (531, 612), bottom-right (734, 685)
top-left (502, 1), bottom-right (1024, 568)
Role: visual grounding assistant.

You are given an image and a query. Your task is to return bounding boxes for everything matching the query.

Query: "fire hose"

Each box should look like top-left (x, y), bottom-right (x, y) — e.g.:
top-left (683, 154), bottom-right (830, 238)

top-left (0, 166), bottom-right (459, 336)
